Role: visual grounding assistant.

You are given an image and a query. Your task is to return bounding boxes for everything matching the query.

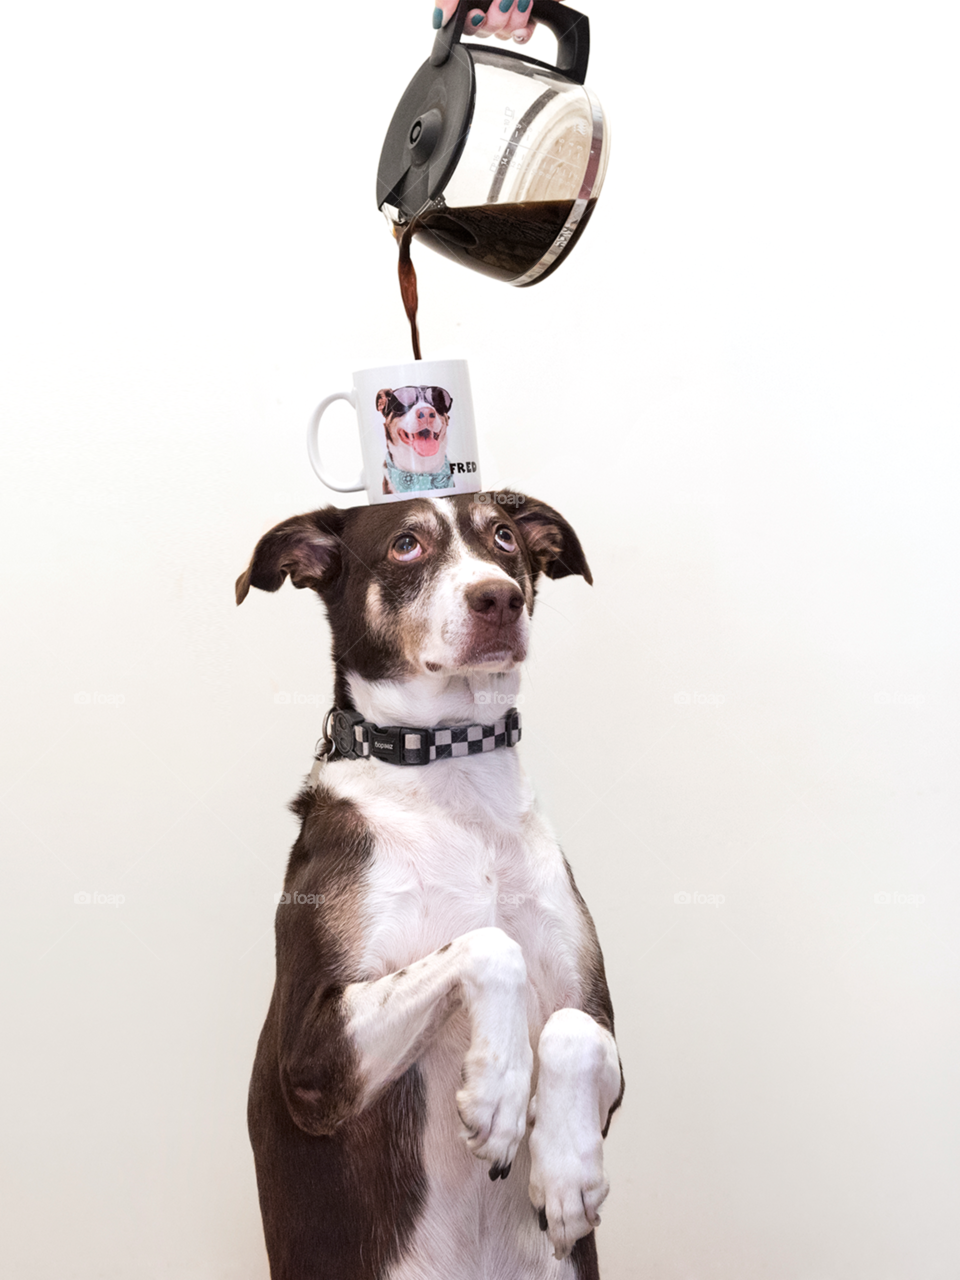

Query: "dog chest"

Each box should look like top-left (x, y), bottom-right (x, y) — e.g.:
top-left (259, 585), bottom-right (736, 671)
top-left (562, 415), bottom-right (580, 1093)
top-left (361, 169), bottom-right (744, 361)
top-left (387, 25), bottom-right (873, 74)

top-left (320, 761), bottom-right (586, 1016)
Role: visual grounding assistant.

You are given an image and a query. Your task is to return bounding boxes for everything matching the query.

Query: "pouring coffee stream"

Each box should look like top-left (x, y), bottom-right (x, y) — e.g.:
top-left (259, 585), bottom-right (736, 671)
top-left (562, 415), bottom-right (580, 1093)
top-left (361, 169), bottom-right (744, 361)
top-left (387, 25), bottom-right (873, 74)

top-left (397, 221), bottom-right (422, 361)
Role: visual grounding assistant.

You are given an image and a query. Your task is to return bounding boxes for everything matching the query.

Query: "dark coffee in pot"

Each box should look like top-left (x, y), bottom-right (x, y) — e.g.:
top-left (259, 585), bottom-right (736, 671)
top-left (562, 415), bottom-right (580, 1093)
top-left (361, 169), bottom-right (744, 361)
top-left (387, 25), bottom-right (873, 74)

top-left (394, 198), bottom-right (599, 361)
top-left (413, 198), bottom-right (598, 285)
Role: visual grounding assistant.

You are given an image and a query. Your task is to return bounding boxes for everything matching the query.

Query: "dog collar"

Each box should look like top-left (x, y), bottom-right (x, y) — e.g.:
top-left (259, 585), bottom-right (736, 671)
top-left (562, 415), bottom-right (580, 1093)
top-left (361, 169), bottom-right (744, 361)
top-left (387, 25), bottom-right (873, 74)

top-left (383, 456), bottom-right (454, 492)
top-left (318, 706), bottom-right (521, 766)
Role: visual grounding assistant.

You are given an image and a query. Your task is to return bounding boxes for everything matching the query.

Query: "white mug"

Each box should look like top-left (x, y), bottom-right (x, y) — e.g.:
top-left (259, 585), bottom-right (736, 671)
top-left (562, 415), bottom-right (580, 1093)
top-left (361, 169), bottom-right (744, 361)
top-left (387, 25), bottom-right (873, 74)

top-left (307, 359), bottom-right (482, 503)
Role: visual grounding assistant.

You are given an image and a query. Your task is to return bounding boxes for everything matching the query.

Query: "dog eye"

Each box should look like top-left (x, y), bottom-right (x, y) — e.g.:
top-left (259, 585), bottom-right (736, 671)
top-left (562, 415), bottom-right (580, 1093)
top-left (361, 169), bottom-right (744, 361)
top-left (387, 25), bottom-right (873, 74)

top-left (390, 534), bottom-right (423, 563)
top-left (493, 525), bottom-right (517, 553)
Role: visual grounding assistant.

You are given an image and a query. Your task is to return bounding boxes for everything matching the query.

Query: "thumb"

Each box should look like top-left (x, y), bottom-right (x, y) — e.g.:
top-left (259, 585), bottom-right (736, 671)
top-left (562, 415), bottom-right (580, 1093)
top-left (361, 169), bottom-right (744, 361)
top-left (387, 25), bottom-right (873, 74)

top-left (432, 1), bottom-right (461, 27)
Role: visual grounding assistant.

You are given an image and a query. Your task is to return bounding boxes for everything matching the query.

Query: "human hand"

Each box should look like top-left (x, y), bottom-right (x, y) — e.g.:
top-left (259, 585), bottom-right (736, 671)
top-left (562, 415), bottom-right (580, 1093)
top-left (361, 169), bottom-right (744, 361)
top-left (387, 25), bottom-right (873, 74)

top-left (432, 0), bottom-right (560, 45)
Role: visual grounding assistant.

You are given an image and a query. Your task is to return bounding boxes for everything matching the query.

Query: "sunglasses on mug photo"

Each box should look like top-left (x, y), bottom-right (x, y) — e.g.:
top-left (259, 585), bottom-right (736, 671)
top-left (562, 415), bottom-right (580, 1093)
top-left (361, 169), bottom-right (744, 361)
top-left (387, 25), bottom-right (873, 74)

top-left (380, 385), bottom-right (453, 418)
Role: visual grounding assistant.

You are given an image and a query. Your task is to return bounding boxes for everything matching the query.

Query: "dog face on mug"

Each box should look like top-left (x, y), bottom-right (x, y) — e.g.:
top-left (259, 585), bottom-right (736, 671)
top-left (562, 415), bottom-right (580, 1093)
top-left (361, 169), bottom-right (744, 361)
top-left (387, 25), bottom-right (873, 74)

top-left (377, 385), bottom-right (452, 478)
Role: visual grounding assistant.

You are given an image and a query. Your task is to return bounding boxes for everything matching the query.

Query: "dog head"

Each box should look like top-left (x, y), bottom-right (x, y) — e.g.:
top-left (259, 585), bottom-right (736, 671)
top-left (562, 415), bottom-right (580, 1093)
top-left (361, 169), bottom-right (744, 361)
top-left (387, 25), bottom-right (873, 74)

top-left (236, 493), bottom-right (591, 703)
top-left (376, 385), bottom-right (452, 475)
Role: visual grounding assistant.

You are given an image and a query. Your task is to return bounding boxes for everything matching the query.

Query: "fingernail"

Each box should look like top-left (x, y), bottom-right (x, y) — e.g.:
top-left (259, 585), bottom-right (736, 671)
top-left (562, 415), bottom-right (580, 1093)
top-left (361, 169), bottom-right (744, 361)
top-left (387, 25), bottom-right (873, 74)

top-left (432, 6), bottom-right (443, 27)
top-left (471, 12), bottom-right (484, 24)
top-left (499, 0), bottom-right (513, 10)
top-left (518, 0), bottom-right (530, 9)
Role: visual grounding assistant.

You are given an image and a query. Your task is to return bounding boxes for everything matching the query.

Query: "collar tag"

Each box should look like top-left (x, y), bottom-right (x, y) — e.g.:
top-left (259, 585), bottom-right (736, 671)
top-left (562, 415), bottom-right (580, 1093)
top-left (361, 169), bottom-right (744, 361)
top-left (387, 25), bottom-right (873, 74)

top-left (369, 727), bottom-right (402, 764)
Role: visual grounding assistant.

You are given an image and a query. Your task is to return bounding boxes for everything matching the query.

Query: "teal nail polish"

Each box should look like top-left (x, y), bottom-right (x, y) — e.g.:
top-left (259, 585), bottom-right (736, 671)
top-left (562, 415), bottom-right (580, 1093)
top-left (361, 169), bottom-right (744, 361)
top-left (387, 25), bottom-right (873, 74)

top-left (471, 12), bottom-right (484, 24)
top-left (432, 7), bottom-right (443, 27)
top-left (518, 0), bottom-right (530, 10)
top-left (499, 0), bottom-right (513, 11)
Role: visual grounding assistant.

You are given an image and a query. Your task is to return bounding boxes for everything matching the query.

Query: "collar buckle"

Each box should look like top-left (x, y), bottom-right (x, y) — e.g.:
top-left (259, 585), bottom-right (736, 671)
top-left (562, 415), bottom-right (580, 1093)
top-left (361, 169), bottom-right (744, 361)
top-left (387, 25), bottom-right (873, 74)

top-left (319, 707), bottom-right (365, 761)
top-left (368, 725), bottom-right (402, 764)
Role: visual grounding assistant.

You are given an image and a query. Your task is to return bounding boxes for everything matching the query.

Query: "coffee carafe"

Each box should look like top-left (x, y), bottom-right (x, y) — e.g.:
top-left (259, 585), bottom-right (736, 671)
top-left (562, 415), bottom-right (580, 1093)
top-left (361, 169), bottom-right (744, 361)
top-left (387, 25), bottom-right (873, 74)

top-left (376, 0), bottom-right (609, 287)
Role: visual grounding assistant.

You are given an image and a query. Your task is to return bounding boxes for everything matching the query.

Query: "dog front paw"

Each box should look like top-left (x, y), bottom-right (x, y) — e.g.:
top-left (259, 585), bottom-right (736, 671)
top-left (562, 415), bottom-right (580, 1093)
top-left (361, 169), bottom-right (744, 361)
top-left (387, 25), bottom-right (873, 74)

top-left (526, 1009), bottom-right (621, 1259)
top-left (456, 927), bottom-right (534, 1176)
top-left (528, 1119), bottom-right (608, 1259)
top-left (456, 1037), bottom-right (533, 1174)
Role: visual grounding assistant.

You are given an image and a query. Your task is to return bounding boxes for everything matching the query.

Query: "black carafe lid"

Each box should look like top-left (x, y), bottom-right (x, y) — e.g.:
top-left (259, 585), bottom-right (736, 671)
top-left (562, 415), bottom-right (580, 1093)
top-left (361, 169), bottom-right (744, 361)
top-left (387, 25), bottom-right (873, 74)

top-left (377, 0), bottom-right (591, 222)
top-left (375, 43), bottom-right (475, 221)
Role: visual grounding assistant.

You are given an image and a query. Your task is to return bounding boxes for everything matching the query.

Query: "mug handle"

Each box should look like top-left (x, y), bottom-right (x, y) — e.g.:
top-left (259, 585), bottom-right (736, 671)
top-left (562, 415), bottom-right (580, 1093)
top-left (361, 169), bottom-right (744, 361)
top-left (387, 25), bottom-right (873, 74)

top-left (306, 391), bottom-right (367, 493)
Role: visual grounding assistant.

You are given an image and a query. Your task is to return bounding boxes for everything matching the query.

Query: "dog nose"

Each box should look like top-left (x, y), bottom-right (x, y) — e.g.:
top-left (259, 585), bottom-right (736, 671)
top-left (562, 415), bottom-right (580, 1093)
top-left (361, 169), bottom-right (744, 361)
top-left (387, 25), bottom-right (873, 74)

top-left (466, 580), bottom-right (524, 625)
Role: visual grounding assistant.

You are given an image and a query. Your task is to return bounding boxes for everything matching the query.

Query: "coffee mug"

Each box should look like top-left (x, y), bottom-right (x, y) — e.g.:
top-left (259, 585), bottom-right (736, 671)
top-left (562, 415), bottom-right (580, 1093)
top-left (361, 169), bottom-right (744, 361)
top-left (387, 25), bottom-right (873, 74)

top-left (307, 359), bottom-right (482, 503)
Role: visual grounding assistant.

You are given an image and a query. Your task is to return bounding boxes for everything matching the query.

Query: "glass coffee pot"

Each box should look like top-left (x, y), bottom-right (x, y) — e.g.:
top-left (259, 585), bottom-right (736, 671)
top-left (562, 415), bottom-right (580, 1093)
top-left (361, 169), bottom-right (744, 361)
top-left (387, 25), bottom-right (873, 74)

top-left (376, 0), bottom-right (609, 286)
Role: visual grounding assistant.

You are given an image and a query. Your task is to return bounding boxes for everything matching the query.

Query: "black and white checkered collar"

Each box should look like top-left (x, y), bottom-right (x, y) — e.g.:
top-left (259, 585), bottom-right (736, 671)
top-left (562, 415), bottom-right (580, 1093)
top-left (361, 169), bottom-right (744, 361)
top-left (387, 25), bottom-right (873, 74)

top-left (318, 706), bottom-right (522, 766)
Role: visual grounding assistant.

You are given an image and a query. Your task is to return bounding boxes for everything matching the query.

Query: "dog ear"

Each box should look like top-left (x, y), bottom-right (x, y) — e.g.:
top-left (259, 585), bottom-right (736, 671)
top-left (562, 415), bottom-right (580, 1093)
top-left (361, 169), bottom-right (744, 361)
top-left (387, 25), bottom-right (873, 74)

top-left (504, 494), bottom-right (593, 585)
top-left (235, 508), bottom-right (348, 604)
top-left (376, 389), bottom-right (392, 416)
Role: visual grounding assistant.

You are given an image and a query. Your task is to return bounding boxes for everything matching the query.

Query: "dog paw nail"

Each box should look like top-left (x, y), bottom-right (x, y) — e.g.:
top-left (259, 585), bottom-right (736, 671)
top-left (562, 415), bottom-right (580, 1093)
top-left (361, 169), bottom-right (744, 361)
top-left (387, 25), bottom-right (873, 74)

top-left (538, 1207), bottom-right (548, 1231)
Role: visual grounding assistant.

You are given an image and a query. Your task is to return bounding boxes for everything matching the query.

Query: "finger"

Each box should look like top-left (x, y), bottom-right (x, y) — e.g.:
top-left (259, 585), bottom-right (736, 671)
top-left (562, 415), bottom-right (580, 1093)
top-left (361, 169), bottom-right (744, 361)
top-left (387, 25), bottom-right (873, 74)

top-left (511, 16), bottom-right (535, 44)
top-left (480, 0), bottom-right (517, 37)
top-left (495, 0), bottom-right (533, 39)
top-left (433, 1), bottom-right (459, 27)
top-left (465, 8), bottom-right (490, 35)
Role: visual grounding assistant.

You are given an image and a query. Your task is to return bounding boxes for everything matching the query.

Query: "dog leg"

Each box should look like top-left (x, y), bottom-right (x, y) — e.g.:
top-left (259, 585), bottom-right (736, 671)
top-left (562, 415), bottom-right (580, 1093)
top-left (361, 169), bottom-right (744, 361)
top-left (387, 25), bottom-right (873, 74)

top-left (528, 1008), bottom-right (622, 1260)
top-left (343, 926), bottom-right (534, 1174)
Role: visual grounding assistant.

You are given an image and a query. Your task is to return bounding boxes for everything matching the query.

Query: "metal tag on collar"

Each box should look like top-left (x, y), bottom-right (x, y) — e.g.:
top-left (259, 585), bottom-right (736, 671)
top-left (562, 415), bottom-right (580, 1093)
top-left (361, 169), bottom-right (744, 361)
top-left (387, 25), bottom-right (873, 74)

top-left (314, 708), bottom-right (335, 762)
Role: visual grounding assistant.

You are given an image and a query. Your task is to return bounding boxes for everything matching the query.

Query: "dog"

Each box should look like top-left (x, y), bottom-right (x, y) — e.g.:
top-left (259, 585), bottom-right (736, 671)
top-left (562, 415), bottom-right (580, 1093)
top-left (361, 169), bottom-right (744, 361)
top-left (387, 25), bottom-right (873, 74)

top-left (377, 385), bottom-right (454, 495)
top-left (236, 492), bottom-right (623, 1280)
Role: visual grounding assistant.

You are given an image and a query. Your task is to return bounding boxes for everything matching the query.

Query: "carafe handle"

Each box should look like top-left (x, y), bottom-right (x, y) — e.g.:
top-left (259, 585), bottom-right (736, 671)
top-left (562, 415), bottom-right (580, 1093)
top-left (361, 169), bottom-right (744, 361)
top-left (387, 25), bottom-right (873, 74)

top-left (431, 0), bottom-right (590, 87)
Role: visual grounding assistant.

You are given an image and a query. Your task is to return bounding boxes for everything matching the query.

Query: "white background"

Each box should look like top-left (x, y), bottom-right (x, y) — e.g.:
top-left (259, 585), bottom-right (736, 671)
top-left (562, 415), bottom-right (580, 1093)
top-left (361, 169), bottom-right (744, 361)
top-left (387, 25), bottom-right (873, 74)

top-left (2, 1), bottom-right (958, 1277)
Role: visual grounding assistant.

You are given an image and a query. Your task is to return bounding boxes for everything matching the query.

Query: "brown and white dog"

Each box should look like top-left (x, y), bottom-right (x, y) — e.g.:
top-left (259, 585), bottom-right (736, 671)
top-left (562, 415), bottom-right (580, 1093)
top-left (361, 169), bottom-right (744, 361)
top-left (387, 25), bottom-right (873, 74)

top-left (236, 492), bottom-right (623, 1280)
top-left (377, 385), bottom-right (454, 494)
